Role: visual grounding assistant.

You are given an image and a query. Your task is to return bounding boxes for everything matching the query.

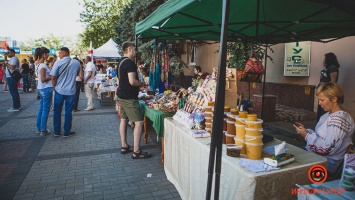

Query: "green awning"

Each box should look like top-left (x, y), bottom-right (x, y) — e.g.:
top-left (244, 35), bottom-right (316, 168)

top-left (136, 0), bottom-right (355, 44)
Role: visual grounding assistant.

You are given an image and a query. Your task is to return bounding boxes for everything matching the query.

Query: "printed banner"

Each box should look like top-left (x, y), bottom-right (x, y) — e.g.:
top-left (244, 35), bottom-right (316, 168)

top-left (284, 42), bottom-right (310, 76)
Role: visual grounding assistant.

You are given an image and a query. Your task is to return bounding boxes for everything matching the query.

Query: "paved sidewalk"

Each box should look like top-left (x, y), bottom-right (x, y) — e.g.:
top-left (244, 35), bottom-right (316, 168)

top-left (0, 86), bottom-right (181, 200)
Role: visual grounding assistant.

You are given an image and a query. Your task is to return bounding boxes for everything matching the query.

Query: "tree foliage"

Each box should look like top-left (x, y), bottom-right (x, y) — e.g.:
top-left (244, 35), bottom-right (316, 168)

top-left (115, 0), bottom-right (189, 63)
top-left (79, 0), bottom-right (130, 48)
top-left (19, 34), bottom-right (87, 58)
top-left (115, 0), bottom-right (165, 46)
top-left (19, 34), bottom-right (71, 51)
top-left (226, 42), bottom-right (274, 70)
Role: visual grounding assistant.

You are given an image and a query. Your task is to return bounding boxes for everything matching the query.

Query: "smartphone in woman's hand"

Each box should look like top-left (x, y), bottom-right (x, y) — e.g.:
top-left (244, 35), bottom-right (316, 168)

top-left (287, 117), bottom-right (299, 127)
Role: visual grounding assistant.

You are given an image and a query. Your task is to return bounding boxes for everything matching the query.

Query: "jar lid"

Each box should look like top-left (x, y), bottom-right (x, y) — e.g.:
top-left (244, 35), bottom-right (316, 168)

top-left (245, 134), bottom-right (263, 139)
top-left (245, 142), bottom-right (263, 146)
top-left (245, 119), bottom-right (263, 124)
top-left (245, 127), bottom-right (264, 131)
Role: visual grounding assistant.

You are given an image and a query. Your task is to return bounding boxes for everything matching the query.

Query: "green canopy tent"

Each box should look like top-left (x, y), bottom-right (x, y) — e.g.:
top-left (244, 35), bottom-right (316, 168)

top-left (136, 0), bottom-right (355, 44)
top-left (135, 0), bottom-right (355, 199)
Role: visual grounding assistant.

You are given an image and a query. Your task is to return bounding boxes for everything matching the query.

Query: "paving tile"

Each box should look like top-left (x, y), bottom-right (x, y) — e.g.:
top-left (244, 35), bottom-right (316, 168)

top-left (54, 187), bottom-right (75, 197)
top-left (83, 191), bottom-right (103, 198)
top-left (152, 190), bottom-right (171, 197)
top-left (133, 193), bottom-right (154, 199)
top-left (63, 194), bottom-right (83, 200)
top-left (122, 189), bottom-right (142, 197)
top-left (103, 192), bottom-right (123, 199)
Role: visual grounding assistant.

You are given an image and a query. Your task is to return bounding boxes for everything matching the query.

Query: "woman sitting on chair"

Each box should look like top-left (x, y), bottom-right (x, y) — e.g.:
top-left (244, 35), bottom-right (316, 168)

top-left (293, 83), bottom-right (355, 178)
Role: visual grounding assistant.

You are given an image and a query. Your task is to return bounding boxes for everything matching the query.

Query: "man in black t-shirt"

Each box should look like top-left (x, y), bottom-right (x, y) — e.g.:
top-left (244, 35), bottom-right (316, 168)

top-left (20, 59), bottom-right (30, 93)
top-left (117, 42), bottom-right (151, 159)
top-left (96, 61), bottom-right (103, 74)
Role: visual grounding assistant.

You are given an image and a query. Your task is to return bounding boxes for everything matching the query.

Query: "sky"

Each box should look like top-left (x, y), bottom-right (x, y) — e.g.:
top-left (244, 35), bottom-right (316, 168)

top-left (1, 0), bottom-right (84, 42)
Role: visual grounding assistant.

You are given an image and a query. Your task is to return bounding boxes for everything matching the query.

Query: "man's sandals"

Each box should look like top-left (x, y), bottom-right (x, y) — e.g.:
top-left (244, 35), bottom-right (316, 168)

top-left (131, 150), bottom-right (151, 159)
top-left (121, 145), bottom-right (133, 154)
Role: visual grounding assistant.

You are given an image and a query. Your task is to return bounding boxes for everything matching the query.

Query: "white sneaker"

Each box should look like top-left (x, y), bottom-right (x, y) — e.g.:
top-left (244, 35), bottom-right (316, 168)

top-left (84, 107), bottom-right (94, 111)
top-left (35, 129), bottom-right (50, 134)
top-left (7, 108), bottom-right (20, 112)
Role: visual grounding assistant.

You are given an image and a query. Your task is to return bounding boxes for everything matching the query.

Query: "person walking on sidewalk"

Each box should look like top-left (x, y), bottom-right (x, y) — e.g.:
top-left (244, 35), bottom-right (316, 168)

top-left (73, 59), bottom-right (84, 112)
top-left (83, 56), bottom-right (96, 111)
top-left (51, 47), bottom-right (80, 137)
top-left (34, 47), bottom-right (52, 136)
top-left (20, 59), bottom-right (30, 93)
top-left (117, 42), bottom-right (151, 159)
top-left (4, 49), bottom-right (21, 112)
top-left (2, 63), bottom-right (8, 92)
top-left (0, 63), bottom-right (3, 84)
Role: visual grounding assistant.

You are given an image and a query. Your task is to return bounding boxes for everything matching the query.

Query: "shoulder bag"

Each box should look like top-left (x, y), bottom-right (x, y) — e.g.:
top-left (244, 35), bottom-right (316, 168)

top-left (7, 67), bottom-right (23, 81)
top-left (115, 58), bottom-right (130, 91)
top-left (116, 58), bottom-right (130, 80)
top-left (57, 59), bottom-right (72, 80)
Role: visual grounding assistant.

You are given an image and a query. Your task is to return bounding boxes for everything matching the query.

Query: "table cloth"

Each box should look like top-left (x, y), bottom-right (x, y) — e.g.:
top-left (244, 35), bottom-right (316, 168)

top-left (164, 118), bottom-right (328, 200)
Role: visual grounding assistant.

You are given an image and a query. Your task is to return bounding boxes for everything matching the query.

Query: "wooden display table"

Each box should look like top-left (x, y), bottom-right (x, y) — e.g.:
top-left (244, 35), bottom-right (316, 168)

top-left (139, 101), bottom-right (175, 164)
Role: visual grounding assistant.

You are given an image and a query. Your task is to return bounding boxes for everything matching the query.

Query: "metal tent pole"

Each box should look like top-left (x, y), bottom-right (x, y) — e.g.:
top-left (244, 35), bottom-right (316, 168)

top-left (206, 0), bottom-right (230, 199)
top-left (261, 45), bottom-right (268, 118)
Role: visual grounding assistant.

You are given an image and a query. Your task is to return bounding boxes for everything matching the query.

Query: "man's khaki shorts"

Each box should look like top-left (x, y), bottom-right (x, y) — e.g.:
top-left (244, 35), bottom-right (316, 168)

top-left (118, 98), bottom-right (143, 122)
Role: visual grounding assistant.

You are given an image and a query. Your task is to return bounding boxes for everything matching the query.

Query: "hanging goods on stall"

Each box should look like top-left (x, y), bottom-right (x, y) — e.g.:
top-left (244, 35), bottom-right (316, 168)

top-left (148, 40), bottom-right (156, 90)
top-left (161, 41), bottom-right (169, 82)
top-left (149, 39), bottom-right (162, 91)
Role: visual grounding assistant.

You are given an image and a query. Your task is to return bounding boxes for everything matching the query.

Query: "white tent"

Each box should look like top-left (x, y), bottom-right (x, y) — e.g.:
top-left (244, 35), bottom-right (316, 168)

top-left (93, 39), bottom-right (121, 58)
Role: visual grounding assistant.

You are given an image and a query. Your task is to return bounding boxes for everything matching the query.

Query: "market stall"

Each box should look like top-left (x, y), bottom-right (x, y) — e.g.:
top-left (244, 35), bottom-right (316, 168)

top-left (164, 118), bottom-right (327, 200)
top-left (94, 74), bottom-right (116, 105)
top-left (93, 39), bottom-right (121, 59)
top-left (135, 0), bottom-right (355, 198)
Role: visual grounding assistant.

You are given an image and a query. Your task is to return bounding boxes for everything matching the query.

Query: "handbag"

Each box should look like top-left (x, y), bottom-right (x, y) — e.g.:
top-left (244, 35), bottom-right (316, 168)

top-left (7, 68), bottom-right (23, 81)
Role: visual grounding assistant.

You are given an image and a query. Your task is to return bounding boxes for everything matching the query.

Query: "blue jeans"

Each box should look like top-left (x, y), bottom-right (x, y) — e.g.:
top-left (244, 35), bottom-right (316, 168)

top-left (22, 74), bottom-right (30, 92)
top-left (36, 87), bottom-right (53, 132)
top-left (73, 81), bottom-right (81, 110)
top-left (53, 90), bottom-right (75, 136)
top-left (6, 77), bottom-right (21, 109)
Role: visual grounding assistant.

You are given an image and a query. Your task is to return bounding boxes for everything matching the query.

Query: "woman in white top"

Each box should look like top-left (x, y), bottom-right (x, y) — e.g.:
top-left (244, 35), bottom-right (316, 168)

top-left (294, 83), bottom-right (355, 180)
top-left (35, 47), bottom-right (53, 136)
top-left (46, 56), bottom-right (56, 110)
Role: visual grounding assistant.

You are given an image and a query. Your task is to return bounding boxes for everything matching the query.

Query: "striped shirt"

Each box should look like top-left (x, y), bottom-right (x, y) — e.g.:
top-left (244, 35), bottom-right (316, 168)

top-left (50, 56), bottom-right (80, 95)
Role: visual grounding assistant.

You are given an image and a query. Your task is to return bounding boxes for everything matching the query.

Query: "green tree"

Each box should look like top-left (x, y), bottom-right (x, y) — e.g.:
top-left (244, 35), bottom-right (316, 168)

top-left (115, 0), bottom-right (165, 46)
top-left (226, 42), bottom-right (274, 70)
top-left (66, 37), bottom-right (87, 59)
top-left (19, 34), bottom-right (84, 57)
top-left (116, 0), bottom-right (189, 63)
top-left (19, 34), bottom-right (70, 52)
top-left (79, 0), bottom-right (130, 48)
